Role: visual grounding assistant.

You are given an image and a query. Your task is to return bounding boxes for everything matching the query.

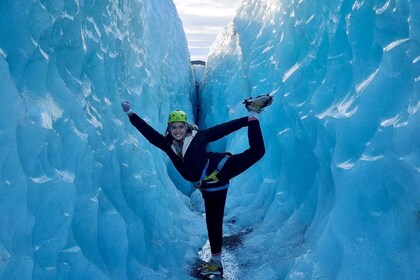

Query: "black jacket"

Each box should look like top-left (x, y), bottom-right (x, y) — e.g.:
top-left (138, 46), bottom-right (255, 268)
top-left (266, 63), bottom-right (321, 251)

top-left (129, 113), bottom-right (249, 182)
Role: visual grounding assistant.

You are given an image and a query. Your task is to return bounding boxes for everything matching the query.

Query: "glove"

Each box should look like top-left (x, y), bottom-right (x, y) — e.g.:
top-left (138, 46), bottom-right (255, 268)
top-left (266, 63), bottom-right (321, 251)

top-left (121, 100), bottom-right (132, 115)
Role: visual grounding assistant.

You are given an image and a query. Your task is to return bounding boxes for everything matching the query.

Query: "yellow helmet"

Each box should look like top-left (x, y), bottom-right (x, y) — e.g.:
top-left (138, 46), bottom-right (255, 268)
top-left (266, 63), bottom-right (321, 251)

top-left (168, 110), bottom-right (188, 124)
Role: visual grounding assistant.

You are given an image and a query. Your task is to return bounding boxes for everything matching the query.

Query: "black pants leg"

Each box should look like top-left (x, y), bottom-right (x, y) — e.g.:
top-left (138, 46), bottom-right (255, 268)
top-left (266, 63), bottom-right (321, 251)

top-left (202, 188), bottom-right (228, 255)
top-left (201, 120), bottom-right (265, 255)
top-left (218, 120), bottom-right (265, 181)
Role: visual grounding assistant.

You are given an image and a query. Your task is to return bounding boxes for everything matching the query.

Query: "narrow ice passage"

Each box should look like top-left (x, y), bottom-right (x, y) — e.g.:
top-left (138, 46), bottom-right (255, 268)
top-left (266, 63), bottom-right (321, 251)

top-left (0, 0), bottom-right (419, 280)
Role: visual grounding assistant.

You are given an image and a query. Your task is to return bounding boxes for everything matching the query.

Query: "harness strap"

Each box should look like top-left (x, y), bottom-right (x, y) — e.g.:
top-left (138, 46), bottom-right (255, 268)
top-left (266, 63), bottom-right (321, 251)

top-left (193, 155), bottom-right (230, 191)
top-left (202, 184), bottom-right (229, 192)
top-left (217, 156), bottom-right (229, 172)
top-left (204, 155), bottom-right (229, 183)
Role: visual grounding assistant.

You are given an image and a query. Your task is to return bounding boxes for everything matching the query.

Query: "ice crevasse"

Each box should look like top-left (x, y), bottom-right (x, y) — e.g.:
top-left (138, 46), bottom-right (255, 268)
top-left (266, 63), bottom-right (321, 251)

top-left (0, 0), bottom-right (419, 280)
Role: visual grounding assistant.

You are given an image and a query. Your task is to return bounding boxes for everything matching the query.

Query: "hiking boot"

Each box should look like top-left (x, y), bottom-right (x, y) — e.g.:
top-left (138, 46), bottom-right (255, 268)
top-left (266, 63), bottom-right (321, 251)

top-left (243, 94), bottom-right (274, 113)
top-left (199, 259), bottom-right (223, 277)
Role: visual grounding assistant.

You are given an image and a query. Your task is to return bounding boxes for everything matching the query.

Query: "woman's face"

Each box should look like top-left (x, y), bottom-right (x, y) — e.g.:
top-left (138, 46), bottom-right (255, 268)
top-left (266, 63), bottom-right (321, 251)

top-left (169, 122), bottom-right (187, 141)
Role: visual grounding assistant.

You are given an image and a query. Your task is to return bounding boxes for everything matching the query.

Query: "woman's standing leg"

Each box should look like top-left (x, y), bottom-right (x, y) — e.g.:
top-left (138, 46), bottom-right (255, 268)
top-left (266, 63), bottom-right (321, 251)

top-left (201, 188), bottom-right (228, 256)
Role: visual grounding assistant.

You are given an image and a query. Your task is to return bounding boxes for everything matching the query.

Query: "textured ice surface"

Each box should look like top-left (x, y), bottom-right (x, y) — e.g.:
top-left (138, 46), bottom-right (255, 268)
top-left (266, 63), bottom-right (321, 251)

top-left (0, 0), bottom-right (199, 279)
top-left (201, 0), bottom-right (420, 279)
top-left (0, 0), bottom-right (419, 279)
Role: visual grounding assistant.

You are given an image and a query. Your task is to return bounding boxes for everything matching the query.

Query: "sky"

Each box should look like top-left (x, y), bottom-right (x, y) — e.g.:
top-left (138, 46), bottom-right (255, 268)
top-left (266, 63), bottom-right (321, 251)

top-left (172, 0), bottom-right (242, 62)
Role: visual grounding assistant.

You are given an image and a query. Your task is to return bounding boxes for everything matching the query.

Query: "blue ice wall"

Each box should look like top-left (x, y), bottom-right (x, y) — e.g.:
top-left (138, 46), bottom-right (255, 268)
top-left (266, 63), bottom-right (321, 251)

top-left (1, 0), bottom-right (419, 279)
top-left (0, 0), bottom-right (200, 279)
top-left (201, 0), bottom-right (420, 279)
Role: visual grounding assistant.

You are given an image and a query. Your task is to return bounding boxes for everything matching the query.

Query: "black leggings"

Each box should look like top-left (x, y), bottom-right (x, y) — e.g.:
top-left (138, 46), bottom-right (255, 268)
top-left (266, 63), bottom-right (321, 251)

top-left (202, 120), bottom-right (265, 254)
top-left (202, 189), bottom-right (228, 255)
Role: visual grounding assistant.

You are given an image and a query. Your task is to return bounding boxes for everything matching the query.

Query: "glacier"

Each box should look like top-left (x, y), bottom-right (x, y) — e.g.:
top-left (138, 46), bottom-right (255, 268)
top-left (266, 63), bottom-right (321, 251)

top-left (0, 0), bottom-right (419, 279)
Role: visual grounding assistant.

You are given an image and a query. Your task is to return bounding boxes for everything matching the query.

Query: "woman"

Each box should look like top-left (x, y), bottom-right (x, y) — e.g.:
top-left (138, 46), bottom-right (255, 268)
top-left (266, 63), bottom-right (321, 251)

top-left (121, 95), bottom-right (272, 277)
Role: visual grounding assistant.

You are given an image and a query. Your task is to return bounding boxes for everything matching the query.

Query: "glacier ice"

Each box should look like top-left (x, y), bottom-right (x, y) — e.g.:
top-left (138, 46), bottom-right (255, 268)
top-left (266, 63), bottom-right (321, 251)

top-left (1, 0), bottom-right (199, 279)
top-left (201, 0), bottom-right (420, 279)
top-left (0, 0), bottom-right (419, 279)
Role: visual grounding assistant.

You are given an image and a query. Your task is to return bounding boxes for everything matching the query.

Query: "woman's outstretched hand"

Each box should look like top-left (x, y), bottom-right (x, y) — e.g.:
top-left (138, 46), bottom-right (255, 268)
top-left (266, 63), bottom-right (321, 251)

top-left (121, 100), bottom-right (132, 115)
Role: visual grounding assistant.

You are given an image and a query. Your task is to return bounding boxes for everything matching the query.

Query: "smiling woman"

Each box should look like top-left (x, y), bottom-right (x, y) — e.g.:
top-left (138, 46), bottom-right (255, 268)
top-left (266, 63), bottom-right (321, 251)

top-left (172, 0), bottom-right (242, 61)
